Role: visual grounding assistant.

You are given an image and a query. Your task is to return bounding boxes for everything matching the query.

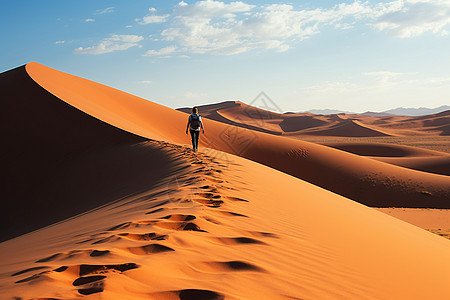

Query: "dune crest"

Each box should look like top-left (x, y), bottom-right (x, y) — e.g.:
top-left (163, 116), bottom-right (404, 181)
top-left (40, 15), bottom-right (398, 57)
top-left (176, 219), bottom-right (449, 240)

top-left (1, 62), bottom-right (449, 299)
top-left (24, 63), bottom-right (450, 208)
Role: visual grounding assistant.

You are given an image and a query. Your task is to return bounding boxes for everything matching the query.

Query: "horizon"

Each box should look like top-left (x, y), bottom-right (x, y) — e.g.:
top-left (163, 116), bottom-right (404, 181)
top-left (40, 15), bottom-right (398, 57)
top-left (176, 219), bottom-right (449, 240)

top-left (2, 0), bottom-right (450, 113)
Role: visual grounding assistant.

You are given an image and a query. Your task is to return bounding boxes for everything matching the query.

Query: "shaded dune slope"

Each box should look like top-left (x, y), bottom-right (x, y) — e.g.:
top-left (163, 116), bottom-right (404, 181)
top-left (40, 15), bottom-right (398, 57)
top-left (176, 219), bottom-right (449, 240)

top-left (0, 65), bottom-right (185, 241)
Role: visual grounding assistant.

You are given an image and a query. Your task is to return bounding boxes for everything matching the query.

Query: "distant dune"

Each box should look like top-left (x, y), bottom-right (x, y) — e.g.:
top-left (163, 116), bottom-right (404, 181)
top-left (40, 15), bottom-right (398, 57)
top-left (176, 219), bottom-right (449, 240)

top-left (1, 62), bottom-right (449, 299)
top-left (181, 101), bottom-right (450, 137)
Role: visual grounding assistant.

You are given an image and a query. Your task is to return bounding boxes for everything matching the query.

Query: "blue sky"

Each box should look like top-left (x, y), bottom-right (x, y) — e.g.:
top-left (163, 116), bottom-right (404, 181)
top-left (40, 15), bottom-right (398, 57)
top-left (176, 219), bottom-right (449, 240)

top-left (1, 0), bottom-right (450, 113)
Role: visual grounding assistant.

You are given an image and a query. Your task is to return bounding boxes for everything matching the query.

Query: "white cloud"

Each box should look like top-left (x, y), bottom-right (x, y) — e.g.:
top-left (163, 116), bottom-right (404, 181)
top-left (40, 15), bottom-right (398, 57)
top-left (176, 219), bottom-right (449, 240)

top-left (138, 80), bottom-right (153, 84)
top-left (138, 14), bottom-right (170, 24)
top-left (74, 35), bottom-right (144, 55)
top-left (85, 18), bottom-right (95, 22)
top-left (143, 46), bottom-right (177, 56)
top-left (55, 40), bottom-right (66, 44)
top-left (158, 1), bottom-right (372, 55)
top-left (371, 0), bottom-right (450, 37)
top-left (97, 7), bottom-right (115, 14)
top-left (149, 8), bottom-right (157, 12)
top-left (132, 0), bottom-right (450, 57)
top-left (174, 0), bottom-right (254, 18)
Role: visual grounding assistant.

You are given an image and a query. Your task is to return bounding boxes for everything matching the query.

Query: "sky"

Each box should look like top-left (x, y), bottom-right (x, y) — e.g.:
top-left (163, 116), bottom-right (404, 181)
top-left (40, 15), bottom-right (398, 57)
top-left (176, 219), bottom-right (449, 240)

top-left (1, 0), bottom-right (450, 113)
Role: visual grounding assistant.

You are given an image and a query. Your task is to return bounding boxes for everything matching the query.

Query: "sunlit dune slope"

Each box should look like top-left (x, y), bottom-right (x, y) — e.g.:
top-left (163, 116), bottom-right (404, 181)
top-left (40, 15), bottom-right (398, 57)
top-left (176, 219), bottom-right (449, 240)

top-left (1, 145), bottom-right (449, 299)
top-left (15, 62), bottom-right (450, 210)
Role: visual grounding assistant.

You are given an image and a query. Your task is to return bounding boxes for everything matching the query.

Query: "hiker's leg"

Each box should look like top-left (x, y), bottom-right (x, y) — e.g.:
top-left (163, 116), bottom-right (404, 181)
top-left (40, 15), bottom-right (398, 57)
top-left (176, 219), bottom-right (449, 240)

top-left (190, 130), bottom-right (196, 150)
top-left (194, 131), bottom-right (200, 151)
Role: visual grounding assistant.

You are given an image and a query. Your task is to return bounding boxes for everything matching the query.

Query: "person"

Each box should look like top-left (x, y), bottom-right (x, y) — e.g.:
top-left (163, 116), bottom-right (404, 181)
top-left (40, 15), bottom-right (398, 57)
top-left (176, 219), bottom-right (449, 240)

top-left (186, 107), bottom-right (205, 152)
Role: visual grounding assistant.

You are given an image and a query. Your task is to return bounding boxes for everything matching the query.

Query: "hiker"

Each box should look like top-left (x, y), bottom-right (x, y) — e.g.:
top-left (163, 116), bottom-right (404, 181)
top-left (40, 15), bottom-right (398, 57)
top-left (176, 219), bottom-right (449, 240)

top-left (186, 107), bottom-right (205, 152)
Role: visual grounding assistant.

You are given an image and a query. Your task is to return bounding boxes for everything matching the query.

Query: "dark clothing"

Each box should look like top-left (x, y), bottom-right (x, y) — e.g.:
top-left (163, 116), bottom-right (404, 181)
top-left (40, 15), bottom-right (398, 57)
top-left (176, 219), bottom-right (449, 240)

top-left (189, 114), bottom-right (202, 131)
top-left (190, 129), bottom-right (200, 151)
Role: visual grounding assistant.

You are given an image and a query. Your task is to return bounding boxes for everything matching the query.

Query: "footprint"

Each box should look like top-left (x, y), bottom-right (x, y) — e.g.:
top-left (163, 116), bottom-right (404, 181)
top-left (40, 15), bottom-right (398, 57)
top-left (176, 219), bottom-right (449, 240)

top-left (248, 231), bottom-right (278, 238)
top-left (195, 192), bottom-right (222, 199)
top-left (77, 263), bottom-right (139, 276)
top-left (73, 275), bottom-right (106, 286)
top-left (15, 272), bottom-right (50, 284)
top-left (213, 237), bottom-right (265, 245)
top-left (107, 222), bottom-right (133, 231)
top-left (11, 266), bottom-right (49, 276)
top-left (119, 232), bottom-right (167, 241)
top-left (146, 207), bottom-right (165, 214)
top-left (156, 221), bottom-right (206, 232)
top-left (90, 250), bottom-right (110, 257)
top-left (35, 249), bottom-right (111, 263)
top-left (193, 198), bottom-right (223, 208)
top-left (222, 196), bottom-right (248, 202)
top-left (150, 289), bottom-right (224, 300)
top-left (78, 281), bottom-right (104, 295)
top-left (126, 244), bottom-right (174, 255)
top-left (160, 214), bottom-right (196, 221)
top-left (218, 211), bottom-right (248, 218)
top-left (192, 260), bottom-right (264, 273)
top-left (91, 235), bottom-right (121, 245)
top-left (178, 289), bottom-right (225, 300)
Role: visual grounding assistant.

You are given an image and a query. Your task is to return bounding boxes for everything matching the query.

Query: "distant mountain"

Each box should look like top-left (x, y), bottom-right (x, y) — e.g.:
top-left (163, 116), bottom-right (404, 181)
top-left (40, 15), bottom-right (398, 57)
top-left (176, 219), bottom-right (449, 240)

top-left (382, 105), bottom-right (450, 116)
top-left (304, 109), bottom-right (354, 115)
top-left (303, 105), bottom-right (450, 116)
top-left (360, 111), bottom-right (395, 117)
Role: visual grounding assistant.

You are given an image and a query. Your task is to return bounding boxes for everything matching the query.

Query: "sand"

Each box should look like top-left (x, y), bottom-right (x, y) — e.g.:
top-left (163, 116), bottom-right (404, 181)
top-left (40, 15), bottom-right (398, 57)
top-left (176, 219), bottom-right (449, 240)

top-left (1, 62), bottom-right (449, 299)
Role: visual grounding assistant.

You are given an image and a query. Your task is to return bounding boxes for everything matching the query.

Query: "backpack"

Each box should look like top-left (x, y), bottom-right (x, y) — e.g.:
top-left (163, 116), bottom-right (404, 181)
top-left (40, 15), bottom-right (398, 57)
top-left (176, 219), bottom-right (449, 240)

top-left (190, 114), bottom-right (201, 129)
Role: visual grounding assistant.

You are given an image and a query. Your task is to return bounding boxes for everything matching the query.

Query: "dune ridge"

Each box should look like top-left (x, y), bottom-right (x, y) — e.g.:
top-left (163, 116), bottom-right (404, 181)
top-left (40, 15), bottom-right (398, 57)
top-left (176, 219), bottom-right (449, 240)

top-left (1, 62), bottom-right (450, 299)
top-left (23, 62), bottom-right (450, 209)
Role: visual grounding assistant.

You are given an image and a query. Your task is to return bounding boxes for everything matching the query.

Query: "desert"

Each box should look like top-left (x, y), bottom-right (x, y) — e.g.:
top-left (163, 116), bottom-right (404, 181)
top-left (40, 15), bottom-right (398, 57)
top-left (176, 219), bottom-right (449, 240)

top-left (0, 62), bottom-right (449, 300)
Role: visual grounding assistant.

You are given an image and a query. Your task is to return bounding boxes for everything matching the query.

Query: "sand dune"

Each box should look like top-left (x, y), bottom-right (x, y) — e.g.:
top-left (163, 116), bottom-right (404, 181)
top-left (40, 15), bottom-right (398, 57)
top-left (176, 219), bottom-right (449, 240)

top-left (1, 144), bottom-right (449, 299)
top-left (1, 62), bottom-right (450, 299)
top-left (183, 101), bottom-right (450, 137)
top-left (23, 63), bottom-right (450, 208)
top-left (319, 142), bottom-right (450, 176)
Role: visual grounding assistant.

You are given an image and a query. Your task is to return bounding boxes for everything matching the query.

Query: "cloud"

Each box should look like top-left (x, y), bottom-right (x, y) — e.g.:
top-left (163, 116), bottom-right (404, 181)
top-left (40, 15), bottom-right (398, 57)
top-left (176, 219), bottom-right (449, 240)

top-left (55, 40), bottom-right (66, 44)
top-left (74, 35), bottom-right (144, 55)
top-left (143, 46), bottom-right (177, 56)
top-left (174, 0), bottom-right (254, 18)
top-left (371, 0), bottom-right (450, 37)
top-left (85, 18), bottom-right (95, 22)
top-left (96, 7), bottom-right (115, 14)
top-left (138, 14), bottom-right (170, 24)
top-left (133, 0), bottom-right (450, 57)
top-left (138, 80), bottom-right (153, 84)
top-left (158, 1), bottom-right (372, 55)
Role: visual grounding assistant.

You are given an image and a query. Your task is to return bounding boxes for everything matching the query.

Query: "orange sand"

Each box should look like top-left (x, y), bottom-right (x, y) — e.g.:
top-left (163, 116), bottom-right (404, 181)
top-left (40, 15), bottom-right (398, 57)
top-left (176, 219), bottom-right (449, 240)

top-left (1, 62), bottom-right (449, 299)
